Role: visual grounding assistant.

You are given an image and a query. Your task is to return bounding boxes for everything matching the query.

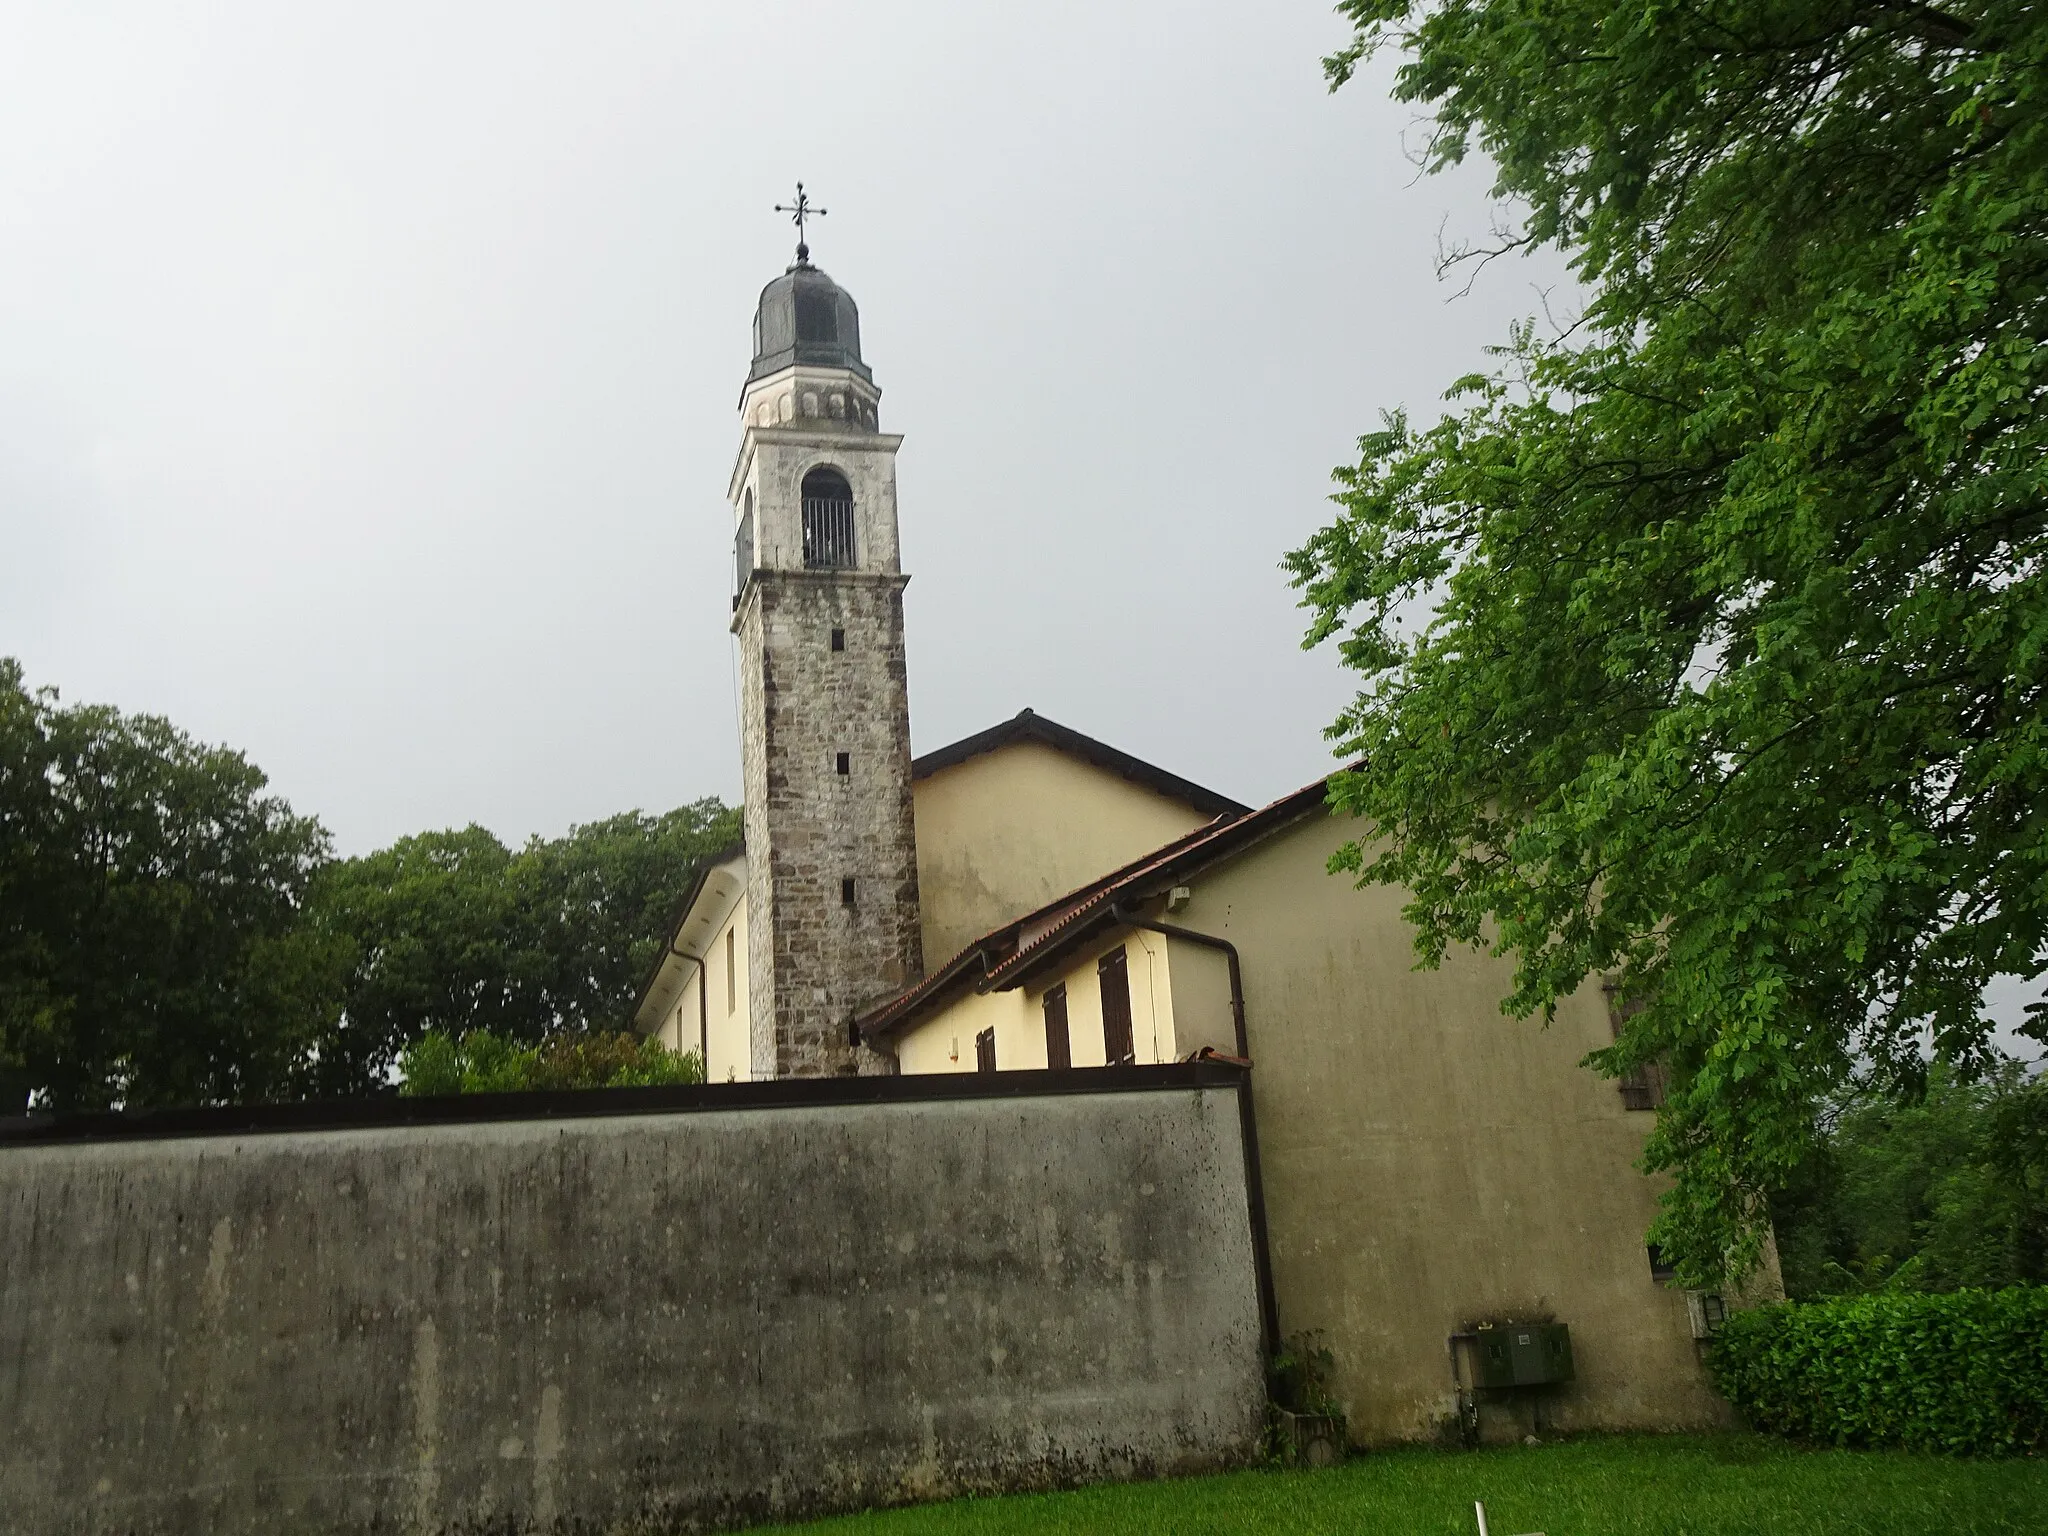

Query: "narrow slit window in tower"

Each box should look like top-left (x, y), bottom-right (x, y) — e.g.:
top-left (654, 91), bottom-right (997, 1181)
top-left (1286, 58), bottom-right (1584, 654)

top-left (830, 627), bottom-right (845, 651)
top-left (841, 877), bottom-right (857, 906)
top-left (801, 468), bottom-right (857, 569)
top-left (836, 752), bottom-right (850, 776)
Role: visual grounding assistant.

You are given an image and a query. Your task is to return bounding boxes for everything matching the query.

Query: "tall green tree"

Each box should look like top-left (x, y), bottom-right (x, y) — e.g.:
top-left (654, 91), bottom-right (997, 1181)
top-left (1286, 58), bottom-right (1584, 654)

top-left (1773, 1063), bottom-right (2048, 1297)
top-left (302, 801), bottom-right (737, 1096)
top-left (1292, 2), bottom-right (2047, 1279)
top-left (0, 660), bottom-right (336, 1110)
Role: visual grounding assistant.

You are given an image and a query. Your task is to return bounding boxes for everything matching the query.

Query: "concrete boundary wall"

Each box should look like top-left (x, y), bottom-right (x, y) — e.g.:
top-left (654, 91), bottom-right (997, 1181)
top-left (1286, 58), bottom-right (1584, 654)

top-left (0, 1065), bottom-right (1265, 1535)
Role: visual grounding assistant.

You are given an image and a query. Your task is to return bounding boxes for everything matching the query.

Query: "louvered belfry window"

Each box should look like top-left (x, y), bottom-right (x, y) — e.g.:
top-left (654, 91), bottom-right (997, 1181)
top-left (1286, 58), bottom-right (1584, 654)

top-left (1099, 948), bottom-right (1135, 1066)
top-left (801, 468), bottom-right (856, 570)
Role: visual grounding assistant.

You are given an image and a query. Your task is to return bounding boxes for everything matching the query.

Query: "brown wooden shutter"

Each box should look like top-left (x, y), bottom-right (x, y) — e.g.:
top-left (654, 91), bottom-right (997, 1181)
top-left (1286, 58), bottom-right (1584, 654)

top-left (1042, 984), bottom-right (1071, 1070)
top-left (974, 1027), bottom-right (997, 1074)
top-left (1604, 981), bottom-right (1668, 1110)
top-left (1099, 947), bottom-right (1135, 1066)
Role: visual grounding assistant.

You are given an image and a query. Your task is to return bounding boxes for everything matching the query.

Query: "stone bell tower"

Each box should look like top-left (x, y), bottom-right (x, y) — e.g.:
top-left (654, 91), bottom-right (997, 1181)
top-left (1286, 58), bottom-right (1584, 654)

top-left (729, 216), bottom-right (921, 1077)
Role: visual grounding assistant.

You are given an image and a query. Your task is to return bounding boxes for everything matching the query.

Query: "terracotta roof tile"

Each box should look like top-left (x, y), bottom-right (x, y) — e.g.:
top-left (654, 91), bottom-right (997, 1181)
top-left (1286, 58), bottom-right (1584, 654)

top-left (859, 775), bottom-right (1333, 1041)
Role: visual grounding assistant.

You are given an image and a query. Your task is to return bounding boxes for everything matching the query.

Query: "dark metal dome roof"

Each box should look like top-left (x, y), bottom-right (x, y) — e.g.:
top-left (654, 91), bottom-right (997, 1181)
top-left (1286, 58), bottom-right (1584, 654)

top-left (749, 261), bottom-right (869, 384)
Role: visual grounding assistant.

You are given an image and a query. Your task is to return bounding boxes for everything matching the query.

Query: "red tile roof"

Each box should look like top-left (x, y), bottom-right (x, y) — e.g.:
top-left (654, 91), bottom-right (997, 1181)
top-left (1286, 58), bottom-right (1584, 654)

top-left (859, 774), bottom-right (1334, 1043)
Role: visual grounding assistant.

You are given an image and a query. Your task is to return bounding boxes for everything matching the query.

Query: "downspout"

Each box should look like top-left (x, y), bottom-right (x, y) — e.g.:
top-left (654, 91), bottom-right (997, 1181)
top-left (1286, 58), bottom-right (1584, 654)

top-left (1111, 903), bottom-right (1279, 1361)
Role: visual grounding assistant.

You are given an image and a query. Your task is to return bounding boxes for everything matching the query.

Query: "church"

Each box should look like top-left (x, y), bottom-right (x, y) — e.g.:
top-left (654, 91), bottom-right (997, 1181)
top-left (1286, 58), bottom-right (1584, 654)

top-left (629, 229), bottom-right (1769, 1443)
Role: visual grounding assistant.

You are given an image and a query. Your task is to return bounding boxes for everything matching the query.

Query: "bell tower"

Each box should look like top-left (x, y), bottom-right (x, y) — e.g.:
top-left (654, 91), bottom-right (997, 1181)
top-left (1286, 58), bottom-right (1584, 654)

top-left (729, 213), bottom-right (921, 1077)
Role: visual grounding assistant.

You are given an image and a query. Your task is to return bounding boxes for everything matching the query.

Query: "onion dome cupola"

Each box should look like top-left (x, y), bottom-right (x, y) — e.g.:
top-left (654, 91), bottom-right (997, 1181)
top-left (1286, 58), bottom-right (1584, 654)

top-left (749, 261), bottom-right (870, 384)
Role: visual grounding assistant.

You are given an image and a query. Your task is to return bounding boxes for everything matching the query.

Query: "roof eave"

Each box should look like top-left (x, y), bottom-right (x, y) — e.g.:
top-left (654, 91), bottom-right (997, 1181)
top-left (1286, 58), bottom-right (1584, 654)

top-left (911, 709), bottom-right (1249, 819)
top-left (861, 775), bottom-right (1335, 1041)
top-left (627, 840), bottom-right (747, 1032)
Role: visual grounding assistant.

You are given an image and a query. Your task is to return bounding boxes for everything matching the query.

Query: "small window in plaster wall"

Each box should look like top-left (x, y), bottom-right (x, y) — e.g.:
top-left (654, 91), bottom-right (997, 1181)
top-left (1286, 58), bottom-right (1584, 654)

top-left (725, 927), bottom-right (737, 1016)
top-left (1603, 979), bottom-right (1669, 1110)
top-left (1043, 984), bottom-right (1071, 1071)
top-left (836, 751), bottom-right (850, 776)
top-left (975, 1027), bottom-right (997, 1073)
top-left (842, 877), bottom-right (857, 906)
top-left (1099, 948), bottom-right (1135, 1066)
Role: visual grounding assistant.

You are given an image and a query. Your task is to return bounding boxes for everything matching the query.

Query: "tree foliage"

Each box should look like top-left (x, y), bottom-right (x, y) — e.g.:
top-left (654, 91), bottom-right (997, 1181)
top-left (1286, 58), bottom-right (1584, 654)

top-left (0, 659), bottom-right (335, 1110)
top-left (0, 657), bottom-right (738, 1108)
top-left (300, 802), bottom-right (738, 1096)
top-left (397, 1027), bottom-right (704, 1096)
top-left (1295, 2), bottom-right (2048, 1278)
top-left (1774, 1062), bottom-right (2048, 1297)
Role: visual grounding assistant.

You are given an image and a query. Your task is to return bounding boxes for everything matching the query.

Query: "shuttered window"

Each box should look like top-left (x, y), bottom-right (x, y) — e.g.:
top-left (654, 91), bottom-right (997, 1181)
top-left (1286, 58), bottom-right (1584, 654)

top-left (974, 1027), bottom-right (997, 1074)
top-left (1042, 984), bottom-right (1071, 1070)
top-left (1099, 947), bottom-right (1135, 1066)
top-left (1604, 982), bottom-right (1668, 1110)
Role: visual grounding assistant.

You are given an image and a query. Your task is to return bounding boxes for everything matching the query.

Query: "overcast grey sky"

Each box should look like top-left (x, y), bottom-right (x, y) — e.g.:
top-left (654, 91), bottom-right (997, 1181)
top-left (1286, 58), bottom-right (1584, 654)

top-left (2, 0), bottom-right (1566, 855)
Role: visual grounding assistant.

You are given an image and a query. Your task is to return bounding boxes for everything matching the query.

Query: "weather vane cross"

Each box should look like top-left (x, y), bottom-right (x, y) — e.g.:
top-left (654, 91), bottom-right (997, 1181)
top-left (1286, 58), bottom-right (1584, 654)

top-left (775, 182), bottom-right (827, 264)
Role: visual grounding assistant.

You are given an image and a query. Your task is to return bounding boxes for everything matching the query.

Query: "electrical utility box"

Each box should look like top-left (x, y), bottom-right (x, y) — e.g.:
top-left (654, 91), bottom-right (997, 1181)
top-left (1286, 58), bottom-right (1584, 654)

top-left (1471, 1323), bottom-right (1575, 1388)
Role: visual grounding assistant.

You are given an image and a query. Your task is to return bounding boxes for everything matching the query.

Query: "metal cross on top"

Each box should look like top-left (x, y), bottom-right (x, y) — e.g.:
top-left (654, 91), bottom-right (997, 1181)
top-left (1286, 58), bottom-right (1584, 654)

top-left (775, 182), bottom-right (827, 264)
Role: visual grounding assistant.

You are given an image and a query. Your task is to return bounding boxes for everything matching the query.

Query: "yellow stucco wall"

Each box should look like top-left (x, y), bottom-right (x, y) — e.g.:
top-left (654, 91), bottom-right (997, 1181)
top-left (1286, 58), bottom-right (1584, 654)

top-left (890, 811), bottom-right (1762, 1442)
top-left (895, 984), bottom-right (1022, 1074)
top-left (1185, 813), bottom-right (1746, 1442)
top-left (894, 929), bottom-right (1186, 1074)
top-left (911, 741), bottom-right (1216, 967)
top-left (658, 972), bottom-right (698, 1057)
top-left (1163, 937), bottom-right (1235, 1057)
top-left (648, 886), bottom-right (751, 1082)
top-left (1053, 931), bottom-right (1176, 1067)
top-left (704, 894), bottom-right (750, 1083)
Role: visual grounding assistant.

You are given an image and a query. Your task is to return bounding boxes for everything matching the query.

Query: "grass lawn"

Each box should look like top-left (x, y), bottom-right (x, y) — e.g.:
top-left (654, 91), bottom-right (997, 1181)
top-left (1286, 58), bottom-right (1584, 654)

top-left (756, 1435), bottom-right (2048, 1535)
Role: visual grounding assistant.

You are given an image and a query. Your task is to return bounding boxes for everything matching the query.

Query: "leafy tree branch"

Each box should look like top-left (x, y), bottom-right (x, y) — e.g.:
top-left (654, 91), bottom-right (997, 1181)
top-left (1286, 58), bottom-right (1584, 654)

top-left (1297, 0), bottom-right (2046, 1280)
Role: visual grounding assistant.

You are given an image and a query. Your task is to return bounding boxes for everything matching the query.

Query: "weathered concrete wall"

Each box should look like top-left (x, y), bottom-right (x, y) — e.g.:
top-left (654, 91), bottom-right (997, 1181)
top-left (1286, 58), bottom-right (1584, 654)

top-left (0, 1080), bottom-right (1264, 1535)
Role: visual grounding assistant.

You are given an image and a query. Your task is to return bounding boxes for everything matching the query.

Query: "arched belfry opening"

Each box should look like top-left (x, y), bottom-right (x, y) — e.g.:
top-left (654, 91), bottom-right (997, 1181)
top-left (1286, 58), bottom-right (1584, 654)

top-left (801, 468), bottom-right (856, 569)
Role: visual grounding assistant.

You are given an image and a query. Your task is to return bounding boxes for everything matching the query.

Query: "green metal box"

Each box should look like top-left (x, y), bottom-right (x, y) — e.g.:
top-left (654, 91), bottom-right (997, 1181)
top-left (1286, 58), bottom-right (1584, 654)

top-left (1472, 1323), bottom-right (1574, 1388)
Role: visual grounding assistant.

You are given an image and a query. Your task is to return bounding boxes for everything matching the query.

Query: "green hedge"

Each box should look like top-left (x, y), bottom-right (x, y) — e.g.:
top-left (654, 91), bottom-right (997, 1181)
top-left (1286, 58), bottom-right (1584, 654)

top-left (1709, 1287), bottom-right (2048, 1455)
top-left (398, 1029), bottom-right (703, 1096)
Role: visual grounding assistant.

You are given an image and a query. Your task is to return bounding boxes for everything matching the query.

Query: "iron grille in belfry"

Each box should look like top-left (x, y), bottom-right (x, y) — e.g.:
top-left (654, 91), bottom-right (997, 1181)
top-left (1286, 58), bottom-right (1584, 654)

top-left (802, 497), bottom-right (857, 569)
